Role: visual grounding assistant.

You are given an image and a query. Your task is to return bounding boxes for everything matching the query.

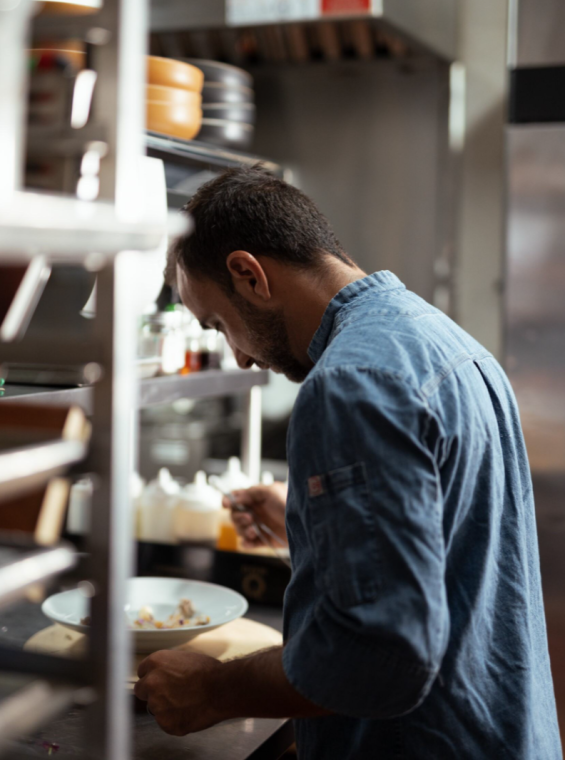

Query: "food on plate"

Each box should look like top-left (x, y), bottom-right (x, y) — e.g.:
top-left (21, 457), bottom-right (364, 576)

top-left (79, 598), bottom-right (210, 630)
top-left (131, 598), bottom-right (210, 629)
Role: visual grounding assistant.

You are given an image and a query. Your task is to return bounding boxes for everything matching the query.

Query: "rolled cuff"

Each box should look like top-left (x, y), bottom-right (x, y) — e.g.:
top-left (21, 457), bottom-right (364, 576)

top-left (282, 602), bottom-right (438, 719)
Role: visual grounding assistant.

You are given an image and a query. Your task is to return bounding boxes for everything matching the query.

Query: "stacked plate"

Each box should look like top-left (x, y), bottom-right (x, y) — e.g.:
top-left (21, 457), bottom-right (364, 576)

top-left (146, 56), bottom-right (204, 141)
top-left (185, 59), bottom-right (255, 151)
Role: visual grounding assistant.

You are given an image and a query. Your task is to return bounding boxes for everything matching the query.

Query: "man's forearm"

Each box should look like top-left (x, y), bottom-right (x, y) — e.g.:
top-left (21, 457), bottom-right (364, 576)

top-left (212, 646), bottom-right (331, 721)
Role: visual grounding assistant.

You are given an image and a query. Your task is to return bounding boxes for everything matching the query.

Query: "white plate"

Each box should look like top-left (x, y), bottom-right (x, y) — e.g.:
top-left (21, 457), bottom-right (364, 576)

top-left (42, 577), bottom-right (248, 654)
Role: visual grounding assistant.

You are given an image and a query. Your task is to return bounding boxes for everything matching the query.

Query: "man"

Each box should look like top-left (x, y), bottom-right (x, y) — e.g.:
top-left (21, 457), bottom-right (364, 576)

top-left (135, 167), bottom-right (561, 759)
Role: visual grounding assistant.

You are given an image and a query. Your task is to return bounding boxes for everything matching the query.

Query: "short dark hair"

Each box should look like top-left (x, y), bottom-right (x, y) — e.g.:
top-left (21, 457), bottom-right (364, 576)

top-left (168, 165), bottom-right (353, 291)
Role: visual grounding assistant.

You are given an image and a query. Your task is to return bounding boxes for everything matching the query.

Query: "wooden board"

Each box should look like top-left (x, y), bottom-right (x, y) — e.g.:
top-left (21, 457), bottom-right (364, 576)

top-left (25, 618), bottom-right (283, 686)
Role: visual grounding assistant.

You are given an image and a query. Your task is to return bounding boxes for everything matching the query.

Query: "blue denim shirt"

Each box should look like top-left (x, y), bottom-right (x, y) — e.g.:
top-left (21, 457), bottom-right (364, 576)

top-left (282, 272), bottom-right (561, 759)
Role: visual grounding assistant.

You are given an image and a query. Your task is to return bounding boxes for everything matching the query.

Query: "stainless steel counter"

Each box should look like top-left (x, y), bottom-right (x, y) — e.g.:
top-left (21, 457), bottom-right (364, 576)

top-left (0, 602), bottom-right (293, 760)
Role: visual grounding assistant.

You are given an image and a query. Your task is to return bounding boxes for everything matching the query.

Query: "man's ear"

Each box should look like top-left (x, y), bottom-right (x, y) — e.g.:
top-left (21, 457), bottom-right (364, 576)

top-left (226, 251), bottom-right (271, 303)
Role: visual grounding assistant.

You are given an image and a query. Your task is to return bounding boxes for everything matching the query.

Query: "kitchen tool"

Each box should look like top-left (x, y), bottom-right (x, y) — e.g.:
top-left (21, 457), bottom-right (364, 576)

top-left (202, 82), bottom-right (254, 105)
top-left (202, 102), bottom-right (256, 125)
top-left (146, 100), bottom-right (202, 141)
top-left (25, 617), bottom-right (282, 672)
top-left (174, 471), bottom-right (223, 543)
top-left (146, 84), bottom-right (202, 108)
top-left (147, 56), bottom-right (204, 93)
top-left (184, 59), bottom-right (252, 89)
top-left (209, 476), bottom-right (292, 569)
top-left (41, 577), bottom-right (249, 653)
top-left (198, 118), bottom-right (254, 151)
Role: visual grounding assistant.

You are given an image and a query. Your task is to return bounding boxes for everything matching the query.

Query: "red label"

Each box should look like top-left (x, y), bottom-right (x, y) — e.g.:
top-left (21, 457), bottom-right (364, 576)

top-left (308, 475), bottom-right (325, 498)
top-left (322, 0), bottom-right (371, 14)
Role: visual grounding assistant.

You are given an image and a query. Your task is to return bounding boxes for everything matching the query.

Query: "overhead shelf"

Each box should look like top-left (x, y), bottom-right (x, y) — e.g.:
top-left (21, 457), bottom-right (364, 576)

top-left (0, 191), bottom-right (188, 263)
top-left (0, 369), bottom-right (270, 412)
top-left (149, 0), bottom-right (458, 61)
top-left (146, 133), bottom-right (283, 176)
top-left (0, 541), bottom-right (76, 611)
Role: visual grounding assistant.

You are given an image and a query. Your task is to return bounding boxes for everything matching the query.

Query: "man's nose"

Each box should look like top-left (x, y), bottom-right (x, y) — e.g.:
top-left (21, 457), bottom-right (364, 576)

top-left (233, 347), bottom-right (254, 370)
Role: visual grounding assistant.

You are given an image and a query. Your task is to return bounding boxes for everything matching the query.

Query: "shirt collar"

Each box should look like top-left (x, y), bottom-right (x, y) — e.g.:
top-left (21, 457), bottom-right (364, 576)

top-left (307, 271), bottom-right (405, 364)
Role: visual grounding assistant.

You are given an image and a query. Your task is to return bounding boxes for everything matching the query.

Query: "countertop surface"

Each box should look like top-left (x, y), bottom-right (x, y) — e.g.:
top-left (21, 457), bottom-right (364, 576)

top-left (0, 601), bottom-right (293, 760)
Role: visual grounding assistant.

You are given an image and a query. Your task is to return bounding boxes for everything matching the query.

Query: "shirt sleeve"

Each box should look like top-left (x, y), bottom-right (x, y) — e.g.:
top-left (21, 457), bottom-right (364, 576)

top-left (282, 366), bottom-right (449, 719)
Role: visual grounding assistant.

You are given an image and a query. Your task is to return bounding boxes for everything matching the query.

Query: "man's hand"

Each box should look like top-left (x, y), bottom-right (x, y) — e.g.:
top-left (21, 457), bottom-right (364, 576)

top-left (134, 650), bottom-right (225, 736)
top-left (224, 482), bottom-right (288, 548)
top-left (135, 646), bottom-right (331, 736)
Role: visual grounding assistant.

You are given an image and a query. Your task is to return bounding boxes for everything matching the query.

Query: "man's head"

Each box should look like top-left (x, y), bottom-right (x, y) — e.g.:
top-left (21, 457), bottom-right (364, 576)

top-left (168, 165), bottom-right (357, 382)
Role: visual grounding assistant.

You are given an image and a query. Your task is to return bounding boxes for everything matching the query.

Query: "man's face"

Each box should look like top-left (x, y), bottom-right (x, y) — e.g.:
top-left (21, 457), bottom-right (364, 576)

top-left (177, 266), bottom-right (310, 383)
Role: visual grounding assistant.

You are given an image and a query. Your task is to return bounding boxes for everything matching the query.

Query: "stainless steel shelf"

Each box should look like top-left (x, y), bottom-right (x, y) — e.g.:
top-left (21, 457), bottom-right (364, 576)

top-left (0, 440), bottom-right (87, 502)
top-left (0, 542), bottom-right (77, 611)
top-left (0, 369), bottom-right (269, 412)
top-left (0, 191), bottom-right (188, 263)
top-left (146, 133), bottom-right (283, 176)
top-left (139, 368), bottom-right (269, 407)
top-left (0, 676), bottom-right (79, 756)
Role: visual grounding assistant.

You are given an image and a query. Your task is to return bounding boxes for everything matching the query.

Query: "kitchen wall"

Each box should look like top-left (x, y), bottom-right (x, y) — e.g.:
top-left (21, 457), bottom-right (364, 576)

top-left (508, 0), bottom-right (565, 741)
top-left (250, 56), bottom-right (450, 304)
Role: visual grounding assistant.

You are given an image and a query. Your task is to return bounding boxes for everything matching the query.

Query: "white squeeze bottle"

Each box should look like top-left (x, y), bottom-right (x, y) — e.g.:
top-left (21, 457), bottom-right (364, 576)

top-left (174, 471), bottom-right (223, 543)
top-left (220, 456), bottom-right (252, 492)
top-left (138, 468), bottom-right (180, 544)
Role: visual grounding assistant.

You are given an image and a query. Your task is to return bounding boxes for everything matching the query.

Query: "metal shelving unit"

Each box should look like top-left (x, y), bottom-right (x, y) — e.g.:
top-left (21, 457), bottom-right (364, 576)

top-left (0, 440), bottom-right (87, 502)
top-left (0, 541), bottom-right (77, 612)
top-left (0, 369), bottom-right (269, 413)
top-left (0, 1), bottom-right (269, 757)
top-left (146, 132), bottom-right (283, 175)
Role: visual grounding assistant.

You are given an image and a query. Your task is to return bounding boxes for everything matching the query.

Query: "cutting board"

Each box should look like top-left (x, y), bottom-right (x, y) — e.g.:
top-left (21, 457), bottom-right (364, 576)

top-left (25, 618), bottom-right (282, 687)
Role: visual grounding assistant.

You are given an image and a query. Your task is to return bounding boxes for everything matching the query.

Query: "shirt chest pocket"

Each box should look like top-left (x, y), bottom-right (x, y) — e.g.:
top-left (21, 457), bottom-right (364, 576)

top-left (306, 462), bottom-right (381, 608)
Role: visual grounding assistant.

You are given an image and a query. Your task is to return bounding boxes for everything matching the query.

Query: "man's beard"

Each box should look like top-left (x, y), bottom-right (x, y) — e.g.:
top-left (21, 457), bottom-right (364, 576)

top-left (233, 296), bottom-right (310, 383)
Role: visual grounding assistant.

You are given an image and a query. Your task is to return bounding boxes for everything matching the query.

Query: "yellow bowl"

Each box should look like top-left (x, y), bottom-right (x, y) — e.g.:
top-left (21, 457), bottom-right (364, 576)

top-left (146, 84), bottom-right (202, 108)
top-left (37, 1), bottom-right (100, 16)
top-left (146, 100), bottom-right (202, 141)
top-left (147, 56), bottom-right (204, 94)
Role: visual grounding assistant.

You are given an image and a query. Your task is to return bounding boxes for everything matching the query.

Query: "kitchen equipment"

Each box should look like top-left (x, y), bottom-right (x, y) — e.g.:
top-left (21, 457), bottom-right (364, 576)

top-left (210, 477), bottom-right (291, 569)
top-left (184, 59), bottom-right (252, 89)
top-left (174, 471), bottom-right (223, 543)
top-left (25, 616), bottom-right (282, 669)
top-left (202, 82), bottom-right (254, 105)
top-left (147, 56), bottom-right (204, 93)
top-left (137, 468), bottom-right (179, 544)
top-left (198, 118), bottom-right (254, 150)
top-left (146, 100), bottom-right (202, 141)
top-left (146, 84), bottom-right (202, 108)
top-left (202, 102), bottom-right (256, 125)
top-left (41, 576), bottom-right (249, 653)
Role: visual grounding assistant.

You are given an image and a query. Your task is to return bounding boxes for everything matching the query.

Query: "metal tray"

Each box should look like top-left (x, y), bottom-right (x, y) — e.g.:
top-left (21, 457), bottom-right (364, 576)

top-left (184, 58), bottom-right (252, 88)
top-left (202, 103), bottom-right (256, 125)
top-left (198, 119), bottom-right (254, 151)
top-left (202, 82), bottom-right (254, 104)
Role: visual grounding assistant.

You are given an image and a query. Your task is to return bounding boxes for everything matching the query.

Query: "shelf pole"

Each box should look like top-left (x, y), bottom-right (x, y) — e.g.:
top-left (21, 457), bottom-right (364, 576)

top-left (241, 385), bottom-right (262, 484)
top-left (87, 256), bottom-right (138, 760)
top-left (85, 0), bottom-right (147, 755)
top-left (0, 0), bottom-right (35, 205)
